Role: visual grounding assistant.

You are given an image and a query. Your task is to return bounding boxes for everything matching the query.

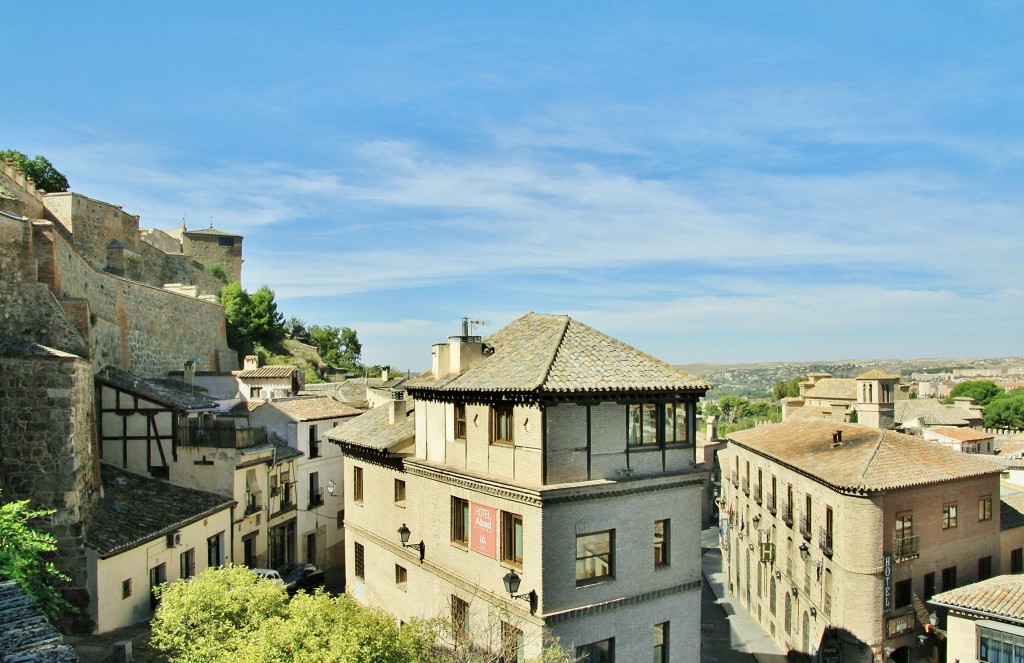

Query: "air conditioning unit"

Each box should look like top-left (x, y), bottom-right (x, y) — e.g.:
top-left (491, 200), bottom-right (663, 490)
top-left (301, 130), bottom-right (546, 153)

top-left (166, 532), bottom-right (182, 548)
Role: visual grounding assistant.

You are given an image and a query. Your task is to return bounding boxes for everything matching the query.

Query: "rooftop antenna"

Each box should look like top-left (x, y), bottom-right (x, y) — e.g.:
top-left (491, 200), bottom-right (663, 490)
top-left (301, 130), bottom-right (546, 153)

top-left (461, 317), bottom-right (490, 337)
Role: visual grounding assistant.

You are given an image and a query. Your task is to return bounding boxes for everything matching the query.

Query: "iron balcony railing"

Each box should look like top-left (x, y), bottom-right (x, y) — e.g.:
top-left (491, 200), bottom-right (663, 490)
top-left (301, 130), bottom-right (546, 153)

top-left (753, 484), bottom-right (763, 505)
top-left (799, 514), bottom-right (813, 541)
top-left (731, 471), bottom-right (739, 488)
top-left (766, 493), bottom-right (777, 515)
top-left (782, 502), bottom-right (794, 527)
top-left (818, 526), bottom-right (834, 557)
top-left (308, 490), bottom-right (324, 509)
top-left (893, 534), bottom-right (920, 562)
top-left (741, 478), bottom-right (750, 496)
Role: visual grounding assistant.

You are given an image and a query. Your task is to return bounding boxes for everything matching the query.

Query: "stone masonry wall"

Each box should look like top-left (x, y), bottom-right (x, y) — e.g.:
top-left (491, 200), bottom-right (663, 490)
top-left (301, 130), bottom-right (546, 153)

top-left (0, 347), bottom-right (100, 632)
top-left (48, 221), bottom-right (232, 375)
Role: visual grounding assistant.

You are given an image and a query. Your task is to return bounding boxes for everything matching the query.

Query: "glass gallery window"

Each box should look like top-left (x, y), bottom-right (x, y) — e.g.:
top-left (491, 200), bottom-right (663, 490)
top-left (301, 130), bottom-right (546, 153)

top-left (627, 402), bottom-right (688, 447)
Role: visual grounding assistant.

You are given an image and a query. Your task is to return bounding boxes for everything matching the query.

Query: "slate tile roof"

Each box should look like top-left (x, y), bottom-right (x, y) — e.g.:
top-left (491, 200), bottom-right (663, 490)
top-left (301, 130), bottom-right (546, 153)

top-left (234, 365), bottom-right (297, 379)
top-left (249, 396), bottom-right (361, 422)
top-left (928, 427), bottom-right (994, 443)
top-left (894, 399), bottom-right (978, 427)
top-left (931, 574), bottom-right (1024, 622)
top-left (96, 366), bottom-right (219, 412)
top-left (86, 465), bottom-right (235, 558)
top-left (0, 581), bottom-right (79, 662)
top-left (406, 312), bottom-right (709, 396)
top-left (325, 402), bottom-right (415, 451)
top-left (729, 419), bottom-right (1003, 493)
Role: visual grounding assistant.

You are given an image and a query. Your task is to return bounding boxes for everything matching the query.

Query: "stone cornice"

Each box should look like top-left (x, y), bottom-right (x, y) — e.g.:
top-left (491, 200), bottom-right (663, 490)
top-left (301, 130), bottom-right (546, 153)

top-left (543, 579), bottom-right (702, 624)
top-left (404, 463), bottom-right (543, 507)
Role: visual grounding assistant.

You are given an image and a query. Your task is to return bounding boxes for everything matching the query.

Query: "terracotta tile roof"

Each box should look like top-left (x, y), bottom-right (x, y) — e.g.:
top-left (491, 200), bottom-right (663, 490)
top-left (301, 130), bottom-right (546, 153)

top-left (856, 369), bottom-right (900, 380)
top-left (928, 427), bottom-right (994, 443)
top-left (1000, 492), bottom-right (1024, 530)
top-left (803, 378), bottom-right (857, 400)
top-left (406, 313), bottom-right (709, 396)
top-left (252, 396), bottom-right (361, 421)
top-left (230, 400), bottom-right (265, 415)
top-left (234, 365), bottom-right (297, 379)
top-left (728, 419), bottom-right (1003, 493)
top-left (325, 402), bottom-right (415, 451)
top-left (0, 580), bottom-right (79, 662)
top-left (96, 366), bottom-right (218, 412)
top-left (894, 400), bottom-right (977, 426)
top-left (86, 465), bottom-right (234, 558)
top-left (931, 574), bottom-right (1024, 621)
top-left (786, 405), bottom-right (837, 422)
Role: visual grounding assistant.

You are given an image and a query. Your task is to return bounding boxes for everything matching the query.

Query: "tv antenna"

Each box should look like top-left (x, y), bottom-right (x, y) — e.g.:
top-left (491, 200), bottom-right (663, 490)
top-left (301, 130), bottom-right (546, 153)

top-left (461, 317), bottom-right (490, 336)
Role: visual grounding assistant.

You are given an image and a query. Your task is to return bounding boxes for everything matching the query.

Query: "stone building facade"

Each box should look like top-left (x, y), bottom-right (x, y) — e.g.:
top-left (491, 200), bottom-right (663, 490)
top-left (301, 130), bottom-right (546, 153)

top-left (330, 314), bottom-right (710, 662)
top-left (721, 418), bottom-right (1008, 663)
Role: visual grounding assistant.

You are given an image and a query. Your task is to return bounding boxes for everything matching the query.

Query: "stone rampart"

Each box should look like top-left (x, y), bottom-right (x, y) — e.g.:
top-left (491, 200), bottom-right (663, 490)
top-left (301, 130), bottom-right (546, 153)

top-left (0, 159), bottom-right (47, 218)
top-left (0, 342), bottom-right (99, 631)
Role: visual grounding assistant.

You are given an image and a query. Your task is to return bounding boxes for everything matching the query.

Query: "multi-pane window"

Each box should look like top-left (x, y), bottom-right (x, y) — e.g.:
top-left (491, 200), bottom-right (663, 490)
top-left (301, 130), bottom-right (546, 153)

top-left (492, 404), bottom-right (514, 444)
top-left (207, 532), bottom-right (223, 567)
top-left (980, 627), bottom-right (1024, 662)
top-left (979, 496), bottom-right (993, 521)
top-left (180, 548), bottom-right (195, 580)
top-left (653, 623), bottom-right (669, 663)
top-left (654, 519), bottom-right (670, 567)
top-left (627, 402), bottom-right (688, 446)
top-left (395, 564), bottom-right (407, 590)
top-left (501, 512), bottom-right (523, 567)
top-left (454, 403), bottom-right (467, 440)
top-left (501, 622), bottom-right (524, 663)
top-left (942, 503), bottom-right (958, 529)
top-left (353, 466), bottom-right (363, 504)
top-left (451, 497), bottom-right (470, 546)
top-left (394, 479), bottom-right (406, 504)
top-left (354, 542), bottom-right (365, 580)
top-left (576, 638), bottom-right (614, 663)
top-left (451, 595), bottom-right (469, 641)
top-left (576, 530), bottom-right (614, 585)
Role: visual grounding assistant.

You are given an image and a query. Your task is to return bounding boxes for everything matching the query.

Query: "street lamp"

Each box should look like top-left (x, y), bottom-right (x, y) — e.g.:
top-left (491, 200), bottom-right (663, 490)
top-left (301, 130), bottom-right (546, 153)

top-left (502, 570), bottom-right (537, 614)
top-left (326, 479), bottom-right (337, 496)
top-left (397, 524), bottom-right (425, 562)
top-left (798, 542), bottom-right (810, 561)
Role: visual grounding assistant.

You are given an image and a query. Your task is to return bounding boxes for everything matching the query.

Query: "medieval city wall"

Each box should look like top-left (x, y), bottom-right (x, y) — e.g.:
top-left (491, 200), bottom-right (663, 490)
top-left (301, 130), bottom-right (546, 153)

top-left (0, 345), bottom-right (100, 631)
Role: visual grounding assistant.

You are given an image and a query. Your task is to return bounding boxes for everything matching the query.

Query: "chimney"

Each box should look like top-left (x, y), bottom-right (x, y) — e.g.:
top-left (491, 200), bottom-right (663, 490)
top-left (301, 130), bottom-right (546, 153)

top-left (389, 398), bottom-right (406, 425)
top-left (243, 355), bottom-right (259, 370)
top-left (380, 365), bottom-right (390, 382)
top-left (184, 359), bottom-right (196, 386)
top-left (831, 430), bottom-right (843, 448)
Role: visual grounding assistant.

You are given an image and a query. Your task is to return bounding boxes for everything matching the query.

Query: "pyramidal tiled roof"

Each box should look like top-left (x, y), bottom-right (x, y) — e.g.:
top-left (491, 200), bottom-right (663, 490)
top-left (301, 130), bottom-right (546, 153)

top-left (407, 313), bottom-right (709, 395)
top-left (931, 574), bottom-right (1024, 622)
top-left (325, 401), bottom-right (415, 451)
top-left (804, 378), bottom-right (857, 400)
top-left (895, 399), bottom-right (977, 426)
top-left (729, 419), bottom-right (1002, 492)
top-left (855, 369), bottom-right (900, 380)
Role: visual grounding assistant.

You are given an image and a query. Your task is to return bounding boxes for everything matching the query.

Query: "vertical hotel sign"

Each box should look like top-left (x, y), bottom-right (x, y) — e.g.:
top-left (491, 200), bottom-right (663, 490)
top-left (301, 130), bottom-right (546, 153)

top-left (882, 553), bottom-right (893, 614)
top-left (471, 502), bottom-right (497, 558)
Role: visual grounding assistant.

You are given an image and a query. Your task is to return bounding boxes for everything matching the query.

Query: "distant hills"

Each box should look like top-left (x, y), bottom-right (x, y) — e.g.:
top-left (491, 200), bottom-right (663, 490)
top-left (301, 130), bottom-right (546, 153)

top-left (677, 357), bottom-right (1024, 399)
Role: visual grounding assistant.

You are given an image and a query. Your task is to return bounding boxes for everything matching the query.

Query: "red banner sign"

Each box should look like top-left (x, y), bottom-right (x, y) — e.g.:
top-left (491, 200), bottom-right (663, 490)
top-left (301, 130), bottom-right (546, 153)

top-left (470, 502), bottom-right (497, 558)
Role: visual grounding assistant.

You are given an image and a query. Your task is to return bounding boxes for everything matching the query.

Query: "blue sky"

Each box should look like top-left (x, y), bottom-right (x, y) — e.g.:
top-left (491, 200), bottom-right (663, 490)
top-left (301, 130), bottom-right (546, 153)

top-left (4, 3), bottom-right (1023, 371)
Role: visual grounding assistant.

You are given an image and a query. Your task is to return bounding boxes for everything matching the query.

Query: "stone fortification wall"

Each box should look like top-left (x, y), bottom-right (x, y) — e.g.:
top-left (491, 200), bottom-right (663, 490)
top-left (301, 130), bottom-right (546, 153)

top-left (43, 193), bottom-right (225, 296)
top-left (49, 223), bottom-right (234, 375)
top-left (183, 232), bottom-right (243, 283)
top-left (0, 217), bottom-right (89, 356)
top-left (0, 344), bottom-right (99, 631)
top-left (0, 159), bottom-right (47, 219)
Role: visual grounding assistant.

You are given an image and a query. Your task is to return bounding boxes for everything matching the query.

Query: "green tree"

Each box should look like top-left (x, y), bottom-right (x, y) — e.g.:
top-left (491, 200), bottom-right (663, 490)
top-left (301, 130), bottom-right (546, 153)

top-left (220, 282), bottom-right (254, 358)
top-left (947, 380), bottom-right (1003, 407)
top-left (247, 286), bottom-right (286, 347)
top-left (772, 375), bottom-right (806, 401)
top-left (0, 149), bottom-right (70, 192)
top-left (286, 316), bottom-right (311, 344)
top-left (203, 264), bottom-right (229, 284)
top-left (0, 493), bottom-right (72, 621)
top-left (309, 325), bottom-right (362, 371)
top-left (219, 283), bottom-right (287, 358)
top-left (984, 395), bottom-right (1024, 429)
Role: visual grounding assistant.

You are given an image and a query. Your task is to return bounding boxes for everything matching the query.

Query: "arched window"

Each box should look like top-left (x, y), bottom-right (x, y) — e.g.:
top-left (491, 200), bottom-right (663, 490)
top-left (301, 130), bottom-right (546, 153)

top-left (784, 593), bottom-right (792, 634)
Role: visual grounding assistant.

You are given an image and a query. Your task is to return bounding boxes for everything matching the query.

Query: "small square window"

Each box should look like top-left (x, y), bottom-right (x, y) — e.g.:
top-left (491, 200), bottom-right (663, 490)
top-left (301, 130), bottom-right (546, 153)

top-left (576, 530), bottom-right (614, 586)
top-left (218, 236), bottom-right (234, 246)
top-left (455, 403), bottom-right (467, 440)
top-left (395, 564), bottom-right (408, 590)
top-left (979, 496), bottom-right (993, 522)
top-left (122, 578), bottom-right (132, 599)
top-left (451, 497), bottom-right (469, 546)
top-left (501, 512), bottom-right (523, 567)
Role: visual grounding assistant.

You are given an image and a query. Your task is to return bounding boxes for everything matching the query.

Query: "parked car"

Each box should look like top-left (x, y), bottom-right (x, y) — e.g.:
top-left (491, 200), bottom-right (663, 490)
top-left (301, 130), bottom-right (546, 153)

top-left (251, 568), bottom-right (284, 585)
top-left (279, 563), bottom-right (325, 595)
